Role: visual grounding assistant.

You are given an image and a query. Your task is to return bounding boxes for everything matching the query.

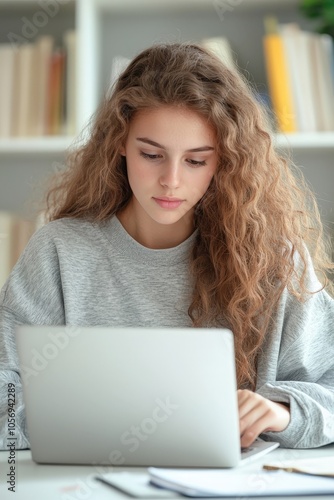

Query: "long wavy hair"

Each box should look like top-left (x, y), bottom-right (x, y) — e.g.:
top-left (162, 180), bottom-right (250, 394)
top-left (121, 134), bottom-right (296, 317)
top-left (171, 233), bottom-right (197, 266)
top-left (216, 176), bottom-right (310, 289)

top-left (43, 42), bottom-right (333, 389)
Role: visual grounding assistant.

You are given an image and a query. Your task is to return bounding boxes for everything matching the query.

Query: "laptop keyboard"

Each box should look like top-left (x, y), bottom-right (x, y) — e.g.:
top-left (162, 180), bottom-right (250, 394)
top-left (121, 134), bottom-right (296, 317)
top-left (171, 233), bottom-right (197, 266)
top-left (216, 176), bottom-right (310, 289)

top-left (241, 447), bottom-right (254, 454)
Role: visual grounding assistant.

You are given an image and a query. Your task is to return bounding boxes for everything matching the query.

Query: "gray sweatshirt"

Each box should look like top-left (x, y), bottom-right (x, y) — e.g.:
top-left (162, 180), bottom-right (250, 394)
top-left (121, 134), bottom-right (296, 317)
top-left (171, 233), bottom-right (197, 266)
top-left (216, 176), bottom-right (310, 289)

top-left (0, 216), bottom-right (333, 450)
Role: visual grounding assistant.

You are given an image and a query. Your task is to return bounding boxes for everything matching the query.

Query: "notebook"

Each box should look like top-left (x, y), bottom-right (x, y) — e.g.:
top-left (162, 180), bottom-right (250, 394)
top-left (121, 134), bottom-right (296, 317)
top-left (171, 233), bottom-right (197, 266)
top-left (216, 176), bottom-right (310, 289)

top-left (147, 468), bottom-right (334, 497)
top-left (15, 326), bottom-right (278, 466)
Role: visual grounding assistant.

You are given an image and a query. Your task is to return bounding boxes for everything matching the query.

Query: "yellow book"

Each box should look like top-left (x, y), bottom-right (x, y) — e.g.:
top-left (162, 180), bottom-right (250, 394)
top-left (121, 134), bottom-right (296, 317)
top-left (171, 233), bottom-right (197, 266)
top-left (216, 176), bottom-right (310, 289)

top-left (263, 17), bottom-right (297, 133)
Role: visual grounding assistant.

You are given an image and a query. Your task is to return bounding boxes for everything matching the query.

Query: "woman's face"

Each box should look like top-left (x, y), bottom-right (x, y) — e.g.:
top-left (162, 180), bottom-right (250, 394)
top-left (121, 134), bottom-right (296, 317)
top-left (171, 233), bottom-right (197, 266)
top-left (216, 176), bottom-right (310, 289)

top-left (119, 105), bottom-right (218, 247)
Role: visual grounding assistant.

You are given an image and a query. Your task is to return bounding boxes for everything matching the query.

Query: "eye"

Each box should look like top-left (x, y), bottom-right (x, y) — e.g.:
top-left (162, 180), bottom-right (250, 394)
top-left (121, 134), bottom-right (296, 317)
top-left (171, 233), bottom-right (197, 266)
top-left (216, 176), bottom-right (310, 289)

top-left (140, 152), bottom-right (163, 160)
top-left (187, 159), bottom-right (207, 167)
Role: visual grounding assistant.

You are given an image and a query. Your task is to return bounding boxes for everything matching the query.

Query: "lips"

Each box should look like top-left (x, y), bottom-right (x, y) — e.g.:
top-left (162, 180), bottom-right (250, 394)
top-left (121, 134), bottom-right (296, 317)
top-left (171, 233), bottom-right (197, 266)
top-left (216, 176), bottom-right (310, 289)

top-left (153, 197), bottom-right (184, 209)
top-left (155, 197), bottom-right (183, 202)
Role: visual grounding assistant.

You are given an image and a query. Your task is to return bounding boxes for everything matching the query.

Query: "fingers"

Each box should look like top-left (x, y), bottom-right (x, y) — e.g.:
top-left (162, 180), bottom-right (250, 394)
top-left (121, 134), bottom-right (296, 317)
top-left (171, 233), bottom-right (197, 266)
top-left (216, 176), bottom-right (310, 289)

top-left (238, 390), bottom-right (271, 435)
top-left (238, 390), bottom-right (269, 448)
top-left (237, 390), bottom-right (291, 449)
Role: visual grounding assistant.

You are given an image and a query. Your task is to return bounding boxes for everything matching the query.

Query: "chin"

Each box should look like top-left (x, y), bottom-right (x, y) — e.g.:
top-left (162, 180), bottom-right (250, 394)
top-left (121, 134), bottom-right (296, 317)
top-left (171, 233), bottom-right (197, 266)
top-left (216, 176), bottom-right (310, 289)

top-left (151, 215), bottom-right (184, 226)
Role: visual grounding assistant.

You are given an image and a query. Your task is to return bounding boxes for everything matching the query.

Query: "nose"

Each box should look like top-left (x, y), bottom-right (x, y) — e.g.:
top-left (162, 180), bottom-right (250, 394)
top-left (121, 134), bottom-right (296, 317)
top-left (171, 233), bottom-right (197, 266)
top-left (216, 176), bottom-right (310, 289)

top-left (159, 161), bottom-right (181, 189)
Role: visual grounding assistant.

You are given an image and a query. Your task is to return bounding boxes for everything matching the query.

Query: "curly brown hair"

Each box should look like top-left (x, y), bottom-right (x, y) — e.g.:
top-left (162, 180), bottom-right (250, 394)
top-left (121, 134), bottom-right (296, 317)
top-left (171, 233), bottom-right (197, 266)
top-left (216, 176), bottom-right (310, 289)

top-left (42, 42), bottom-right (333, 389)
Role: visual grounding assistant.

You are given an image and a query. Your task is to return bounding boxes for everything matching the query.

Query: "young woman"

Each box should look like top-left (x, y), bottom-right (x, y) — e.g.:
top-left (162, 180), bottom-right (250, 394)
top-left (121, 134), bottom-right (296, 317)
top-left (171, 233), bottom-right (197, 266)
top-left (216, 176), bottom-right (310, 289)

top-left (0, 42), bottom-right (333, 452)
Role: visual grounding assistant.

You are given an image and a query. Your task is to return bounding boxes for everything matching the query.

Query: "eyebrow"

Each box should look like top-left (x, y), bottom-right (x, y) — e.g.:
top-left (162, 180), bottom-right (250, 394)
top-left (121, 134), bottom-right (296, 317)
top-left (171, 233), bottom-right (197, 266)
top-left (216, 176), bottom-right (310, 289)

top-left (136, 137), bottom-right (215, 153)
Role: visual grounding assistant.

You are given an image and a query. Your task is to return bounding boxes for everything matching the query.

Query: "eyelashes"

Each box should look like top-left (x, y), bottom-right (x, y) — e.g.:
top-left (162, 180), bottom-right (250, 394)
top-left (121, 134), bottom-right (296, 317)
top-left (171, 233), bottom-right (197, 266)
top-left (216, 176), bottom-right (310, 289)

top-left (140, 152), bottom-right (161, 160)
top-left (140, 152), bottom-right (207, 167)
top-left (187, 159), bottom-right (207, 167)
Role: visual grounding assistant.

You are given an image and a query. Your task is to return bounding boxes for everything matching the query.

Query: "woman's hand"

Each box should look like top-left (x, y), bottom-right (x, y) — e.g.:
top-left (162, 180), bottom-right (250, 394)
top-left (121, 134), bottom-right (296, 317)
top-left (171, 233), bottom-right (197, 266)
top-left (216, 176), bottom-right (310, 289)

top-left (237, 389), bottom-right (291, 448)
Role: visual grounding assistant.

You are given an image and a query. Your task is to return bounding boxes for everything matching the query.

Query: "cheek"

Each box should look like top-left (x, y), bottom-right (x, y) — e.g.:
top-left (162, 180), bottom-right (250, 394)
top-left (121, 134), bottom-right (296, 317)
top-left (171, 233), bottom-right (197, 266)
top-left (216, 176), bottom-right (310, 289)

top-left (195, 171), bottom-right (216, 196)
top-left (127, 158), bottom-right (156, 190)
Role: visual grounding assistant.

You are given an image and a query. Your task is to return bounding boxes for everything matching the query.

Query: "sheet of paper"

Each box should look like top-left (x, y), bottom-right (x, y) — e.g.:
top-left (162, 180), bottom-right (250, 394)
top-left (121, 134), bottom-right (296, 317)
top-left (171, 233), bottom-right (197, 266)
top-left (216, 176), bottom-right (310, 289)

top-left (96, 472), bottom-right (179, 498)
top-left (148, 467), bottom-right (334, 497)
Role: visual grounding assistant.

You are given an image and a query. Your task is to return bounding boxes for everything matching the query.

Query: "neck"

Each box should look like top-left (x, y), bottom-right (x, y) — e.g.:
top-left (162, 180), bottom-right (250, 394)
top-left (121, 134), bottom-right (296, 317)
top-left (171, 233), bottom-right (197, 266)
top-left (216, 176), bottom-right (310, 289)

top-left (117, 200), bottom-right (195, 249)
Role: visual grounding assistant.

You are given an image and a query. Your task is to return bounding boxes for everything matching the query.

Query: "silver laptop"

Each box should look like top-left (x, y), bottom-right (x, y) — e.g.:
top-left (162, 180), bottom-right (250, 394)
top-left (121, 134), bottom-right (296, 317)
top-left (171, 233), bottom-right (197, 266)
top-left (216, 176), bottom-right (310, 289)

top-left (15, 326), bottom-right (279, 467)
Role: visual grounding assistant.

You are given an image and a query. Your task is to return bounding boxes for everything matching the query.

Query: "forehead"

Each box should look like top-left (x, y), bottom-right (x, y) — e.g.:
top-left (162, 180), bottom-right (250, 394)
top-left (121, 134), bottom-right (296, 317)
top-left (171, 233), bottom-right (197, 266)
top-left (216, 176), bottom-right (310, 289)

top-left (128, 106), bottom-right (216, 146)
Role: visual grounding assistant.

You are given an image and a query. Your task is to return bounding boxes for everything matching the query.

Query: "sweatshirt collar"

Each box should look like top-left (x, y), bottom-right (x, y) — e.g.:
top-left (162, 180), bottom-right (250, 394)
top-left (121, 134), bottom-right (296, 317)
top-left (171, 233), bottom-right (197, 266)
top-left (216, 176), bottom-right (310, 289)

top-left (98, 215), bottom-right (198, 266)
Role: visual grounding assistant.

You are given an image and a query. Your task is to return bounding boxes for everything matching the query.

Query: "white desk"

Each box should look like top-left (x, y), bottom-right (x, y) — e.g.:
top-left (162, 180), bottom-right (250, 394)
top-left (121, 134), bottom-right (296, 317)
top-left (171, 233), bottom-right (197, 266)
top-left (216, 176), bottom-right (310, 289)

top-left (1, 445), bottom-right (334, 500)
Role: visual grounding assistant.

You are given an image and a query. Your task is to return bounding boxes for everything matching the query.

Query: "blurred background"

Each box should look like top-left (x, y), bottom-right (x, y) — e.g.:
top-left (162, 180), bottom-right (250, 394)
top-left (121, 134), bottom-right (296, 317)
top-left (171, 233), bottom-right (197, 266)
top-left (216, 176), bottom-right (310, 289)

top-left (0, 0), bottom-right (333, 288)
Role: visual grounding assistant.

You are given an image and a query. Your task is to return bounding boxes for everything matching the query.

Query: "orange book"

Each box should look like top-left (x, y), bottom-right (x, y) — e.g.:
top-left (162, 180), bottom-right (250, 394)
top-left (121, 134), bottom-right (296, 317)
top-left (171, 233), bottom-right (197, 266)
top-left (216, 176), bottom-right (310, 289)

top-left (46, 49), bottom-right (65, 135)
top-left (263, 17), bottom-right (297, 133)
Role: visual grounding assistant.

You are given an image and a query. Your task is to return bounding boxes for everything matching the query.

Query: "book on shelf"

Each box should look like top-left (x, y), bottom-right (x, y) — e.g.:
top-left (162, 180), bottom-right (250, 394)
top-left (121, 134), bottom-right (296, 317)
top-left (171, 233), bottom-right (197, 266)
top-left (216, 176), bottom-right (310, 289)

top-left (0, 45), bottom-right (15, 138)
top-left (0, 211), bottom-right (41, 291)
top-left (314, 34), bottom-right (334, 131)
top-left (47, 48), bottom-right (66, 136)
top-left (63, 30), bottom-right (77, 136)
top-left (201, 36), bottom-right (237, 70)
top-left (109, 55), bottom-right (131, 95)
top-left (263, 17), bottom-right (297, 133)
top-left (16, 43), bottom-right (38, 137)
top-left (36, 36), bottom-right (55, 136)
top-left (263, 17), bottom-right (334, 134)
top-left (279, 23), bottom-right (312, 132)
top-left (0, 30), bottom-right (77, 140)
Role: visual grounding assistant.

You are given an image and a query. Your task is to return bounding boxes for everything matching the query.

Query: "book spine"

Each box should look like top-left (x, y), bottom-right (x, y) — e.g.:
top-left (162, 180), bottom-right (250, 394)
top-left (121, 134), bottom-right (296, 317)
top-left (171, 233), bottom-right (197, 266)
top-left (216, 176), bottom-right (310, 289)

top-left (201, 36), bottom-right (235, 70)
top-left (0, 45), bottom-right (15, 138)
top-left (16, 44), bottom-right (35, 137)
top-left (36, 36), bottom-right (54, 136)
top-left (263, 32), bottom-right (297, 133)
top-left (47, 49), bottom-right (65, 135)
top-left (63, 30), bottom-right (77, 136)
top-left (318, 35), bottom-right (334, 131)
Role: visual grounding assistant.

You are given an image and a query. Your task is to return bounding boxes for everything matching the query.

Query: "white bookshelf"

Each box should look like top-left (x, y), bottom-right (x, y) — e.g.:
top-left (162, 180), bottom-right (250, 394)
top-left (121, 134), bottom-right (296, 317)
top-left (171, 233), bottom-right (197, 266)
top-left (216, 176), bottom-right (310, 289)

top-left (275, 133), bottom-right (334, 150)
top-left (1, 133), bottom-right (333, 155)
top-left (0, 0), bottom-right (333, 228)
top-left (80, 0), bottom-right (334, 149)
top-left (0, 136), bottom-right (75, 154)
top-left (95, 0), bottom-right (301, 11)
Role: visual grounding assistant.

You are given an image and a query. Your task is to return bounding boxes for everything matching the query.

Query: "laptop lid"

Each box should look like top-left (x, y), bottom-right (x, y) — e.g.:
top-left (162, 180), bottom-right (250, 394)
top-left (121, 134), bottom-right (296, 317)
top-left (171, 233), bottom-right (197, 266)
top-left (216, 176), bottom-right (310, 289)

top-left (15, 326), bottom-right (243, 467)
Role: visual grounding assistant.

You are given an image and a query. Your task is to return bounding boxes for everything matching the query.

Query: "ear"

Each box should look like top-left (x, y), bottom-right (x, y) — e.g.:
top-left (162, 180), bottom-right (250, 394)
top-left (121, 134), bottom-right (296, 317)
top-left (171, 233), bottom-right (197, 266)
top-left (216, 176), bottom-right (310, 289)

top-left (119, 145), bottom-right (126, 156)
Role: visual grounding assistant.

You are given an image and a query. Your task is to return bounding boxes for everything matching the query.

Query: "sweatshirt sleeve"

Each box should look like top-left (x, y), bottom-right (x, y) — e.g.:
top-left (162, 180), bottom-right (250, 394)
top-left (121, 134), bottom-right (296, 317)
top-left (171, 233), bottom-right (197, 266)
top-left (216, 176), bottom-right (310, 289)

top-left (0, 225), bottom-right (65, 450)
top-left (256, 269), bottom-right (334, 448)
